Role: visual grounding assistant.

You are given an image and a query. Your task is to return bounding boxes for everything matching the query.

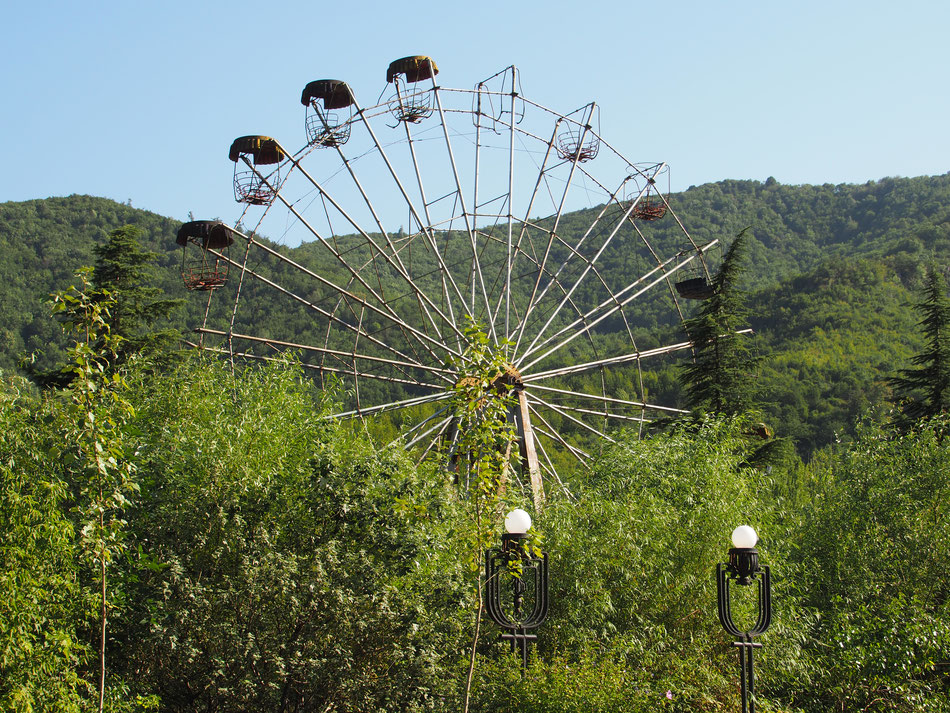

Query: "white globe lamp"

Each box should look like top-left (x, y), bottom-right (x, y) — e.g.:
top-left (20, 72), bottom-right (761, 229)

top-left (731, 525), bottom-right (758, 550)
top-left (505, 508), bottom-right (532, 535)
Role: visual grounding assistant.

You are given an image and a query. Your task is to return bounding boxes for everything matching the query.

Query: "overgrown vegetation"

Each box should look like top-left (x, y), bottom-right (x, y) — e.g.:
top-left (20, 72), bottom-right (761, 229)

top-left (4, 344), bottom-right (948, 710)
top-left (3, 176), bottom-right (950, 709)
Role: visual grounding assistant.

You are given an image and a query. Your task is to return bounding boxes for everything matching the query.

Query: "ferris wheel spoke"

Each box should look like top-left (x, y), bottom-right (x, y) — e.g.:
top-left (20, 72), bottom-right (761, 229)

top-left (338, 265), bottom-right (436, 369)
top-left (517, 247), bottom-right (685, 363)
top-left (527, 404), bottom-right (590, 461)
top-left (501, 72), bottom-right (518, 342)
top-left (254, 155), bottom-right (465, 349)
top-left (512, 198), bottom-right (617, 358)
top-left (219, 224), bottom-right (461, 365)
top-left (530, 432), bottom-right (576, 501)
top-left (627, 216), bottom-right (690, 325)
top-left (534, 425), bottom-right (587, 465)
top-left (192, 344), bottom-right (441, 390)
top-left (544, 404), bottom-right (651, 425)
top-left (399, 118), bottom-right (460, 334)
top-left (321, 133), bottom-right (465, 351)
top-left (331, 390), bottom-right (454, 420)
top-left (527, 393), bottom-right (616, 444)
top-left (518, 250), bottom-right (711, 373)
top-left (415, 417), bottom-right (454, 464)
top-left (389, 405), bottom-right (452, 445)
top-left (402, 412), bottom-right (454, 451)
top-left (523, 341), bottom-right (700, 383)
top-left (196, 335), bottom-right (440, 388)
top-left (196, 328), bottom-right (453, 384)
top-left (235, 160), bottom-right (421, 325)
top-left (350, 98), bottom-right (479, 337)
top-left (486, 118), bottom-right (565, 342)
top-left (431, 82), bottom-right (501, 337)
top-left (312, 362), bottom-right (442, 390)
top-left (206, 250), bottom-right (446, 370)
top-left (528, 384), bottom-right (689, 415)
top-left (517, 174), bottom-right (650, 361)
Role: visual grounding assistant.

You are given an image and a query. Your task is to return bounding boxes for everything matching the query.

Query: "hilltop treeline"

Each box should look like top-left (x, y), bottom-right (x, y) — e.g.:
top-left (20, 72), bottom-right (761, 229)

top-left (3, 173), bottom-right (950, 455)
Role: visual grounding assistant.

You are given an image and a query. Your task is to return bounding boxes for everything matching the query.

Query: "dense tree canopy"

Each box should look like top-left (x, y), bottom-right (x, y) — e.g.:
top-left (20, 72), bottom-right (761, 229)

top-left (3, 347), bottom-right (949, 711)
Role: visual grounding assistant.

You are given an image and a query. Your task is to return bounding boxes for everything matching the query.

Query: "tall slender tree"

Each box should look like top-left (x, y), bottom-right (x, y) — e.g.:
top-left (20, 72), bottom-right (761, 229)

top-left (679, 229), bottom-right (758, 416)
top-left (92, 224), bottom-right (182, 359)
top-left (889, 264), bottom-right (950, 428)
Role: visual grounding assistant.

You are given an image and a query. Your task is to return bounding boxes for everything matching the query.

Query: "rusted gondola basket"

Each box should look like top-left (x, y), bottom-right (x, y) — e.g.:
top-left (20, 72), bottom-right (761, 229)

top-left (176, 220), bottom-right (237, 291)
top-left (301, 79), bottom-right (355, 147)
top-left (228, 135), bottom-right (286, 206)
top-left (386, 55), bottom-right (439, 123)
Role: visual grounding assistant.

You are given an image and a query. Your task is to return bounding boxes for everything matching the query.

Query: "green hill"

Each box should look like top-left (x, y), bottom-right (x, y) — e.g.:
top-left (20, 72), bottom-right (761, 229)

top-left (2, 174), bottom-right (948, 456)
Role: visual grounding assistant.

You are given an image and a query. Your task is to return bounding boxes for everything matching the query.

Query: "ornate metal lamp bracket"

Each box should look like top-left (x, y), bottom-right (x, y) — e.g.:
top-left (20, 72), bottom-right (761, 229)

top-left (717, 547), bottom-right (772, 713)
top-left (484, 532), bottom-right (549, 670)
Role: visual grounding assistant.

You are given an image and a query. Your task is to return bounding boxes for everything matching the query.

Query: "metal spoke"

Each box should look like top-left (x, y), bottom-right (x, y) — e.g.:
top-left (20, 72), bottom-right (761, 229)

top-left (518, 250), bottom-right (707, 373)
top-left (349, 97), bottom-right (476, 335)
top-left (196, 328), bottom-right (453, 385)
top-left (240, 156), bottom-right (464, 359)
top-left (528, 404), bottom-right (590, 461)
top-left (523, 341), bottom-right (698, 382)
top-left (527, 392), bottom-right (617, 444)
top-left (529, 384), bottom-right (689, 415)
top-left (531, 432), bottom-right (576, 501)
top-left (332, 391), bottom-right (455, 420)
top-left (517, 168), bottom-right (660, 361)
top-left (404, 414), bottom-right (454, 451)
top-left (200, 247), bottom-right (440, 370)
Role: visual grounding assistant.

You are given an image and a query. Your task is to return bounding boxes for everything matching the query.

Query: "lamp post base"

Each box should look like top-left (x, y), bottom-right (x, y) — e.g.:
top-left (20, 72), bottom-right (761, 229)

top-left (733, 638), bottom-right (763, 713)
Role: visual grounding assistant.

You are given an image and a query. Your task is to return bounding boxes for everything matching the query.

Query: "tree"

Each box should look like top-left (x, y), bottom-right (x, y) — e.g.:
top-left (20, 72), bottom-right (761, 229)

top-left (23, 225), bottom-right (182, 387)
top-left (91, 225), bottom-right (182, 360)
top-left (889, 263), bottom-right (950, 429)
top-left (50, 271), bottom-right (140, 712)
top-left (447, 318), bottom-right (520, 713)
top-left (679, 230), bottom-right (759, 416)
top-left (0, 374), bottom-right (89, 711)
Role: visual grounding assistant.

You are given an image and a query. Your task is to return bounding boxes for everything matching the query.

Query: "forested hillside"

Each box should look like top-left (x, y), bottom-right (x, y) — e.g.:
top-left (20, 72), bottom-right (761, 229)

top-left (2, 173), bottom-right (949, 455)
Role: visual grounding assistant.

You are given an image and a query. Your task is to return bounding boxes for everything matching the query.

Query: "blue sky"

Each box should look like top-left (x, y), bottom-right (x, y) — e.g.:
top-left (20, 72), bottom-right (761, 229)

top-left (3, 0), bottom-right (948, 242)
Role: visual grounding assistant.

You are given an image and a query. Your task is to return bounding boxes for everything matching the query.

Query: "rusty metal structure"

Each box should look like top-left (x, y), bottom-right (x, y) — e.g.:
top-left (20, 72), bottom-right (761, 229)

top-left (228, 136), bottom-right (285, 205)
top-left (176, 220), bottom-right (235, 291)
top-left (185, 57), bottom-right (718, 506)
top-left (301, 80), bottom-right (355, 147)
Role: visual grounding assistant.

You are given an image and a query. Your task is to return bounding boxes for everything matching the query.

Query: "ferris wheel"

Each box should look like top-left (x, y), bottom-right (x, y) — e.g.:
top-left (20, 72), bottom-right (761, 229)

top-left (176, 56), bottom-right (718, 506)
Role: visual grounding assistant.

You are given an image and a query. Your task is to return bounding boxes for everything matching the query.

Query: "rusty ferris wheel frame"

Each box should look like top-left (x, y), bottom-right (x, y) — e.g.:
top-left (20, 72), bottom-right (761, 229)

top-left (182, 56), bottom-right (720, 508)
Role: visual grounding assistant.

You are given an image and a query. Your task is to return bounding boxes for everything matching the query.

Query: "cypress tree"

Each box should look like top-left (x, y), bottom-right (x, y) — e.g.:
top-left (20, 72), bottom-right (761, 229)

top-left (679, 229), bottom-right (758, 416)
top-left (92, 225), bottom-right (183, 359)
top-left (889, 264), bottom-right (950, 427)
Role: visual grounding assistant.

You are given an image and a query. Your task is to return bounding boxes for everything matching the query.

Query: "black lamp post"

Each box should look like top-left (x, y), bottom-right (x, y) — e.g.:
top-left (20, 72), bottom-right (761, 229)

top-left (484, 509), bottom-right (549, 670)
top-left (716, 525), bottom-right (772, 713)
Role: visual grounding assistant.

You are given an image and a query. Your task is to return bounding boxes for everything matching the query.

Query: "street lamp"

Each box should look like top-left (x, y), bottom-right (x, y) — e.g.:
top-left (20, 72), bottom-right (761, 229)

top-left (484, 509), bottom-right (549, 669)
top-left (716, 525), bottom-right (772, 713)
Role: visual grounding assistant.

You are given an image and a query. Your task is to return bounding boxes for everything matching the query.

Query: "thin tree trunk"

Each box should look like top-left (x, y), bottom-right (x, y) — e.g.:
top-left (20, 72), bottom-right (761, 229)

top-left (463, 501), bottom-right (485, 713)
top-left (98, 502), bottom-right (106, 713)
top-left (463, 585), bottom-right (483, 713)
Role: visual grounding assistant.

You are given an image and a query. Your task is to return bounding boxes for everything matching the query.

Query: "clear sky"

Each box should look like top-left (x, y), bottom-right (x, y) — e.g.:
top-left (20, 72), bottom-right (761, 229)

top-left (3, 0), bottom-right (948, 242)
